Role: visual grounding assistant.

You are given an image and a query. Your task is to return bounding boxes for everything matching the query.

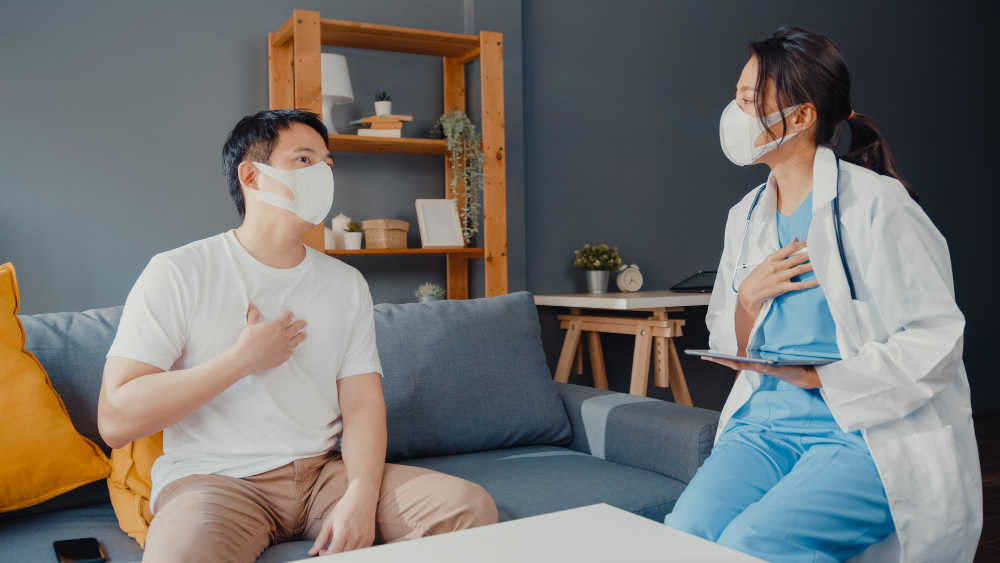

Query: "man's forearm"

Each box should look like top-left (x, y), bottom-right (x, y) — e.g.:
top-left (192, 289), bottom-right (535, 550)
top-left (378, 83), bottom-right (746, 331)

top-left (339, 379), bottom-right (388, 499)
top-left (99, 347), bottom-right (251, 448)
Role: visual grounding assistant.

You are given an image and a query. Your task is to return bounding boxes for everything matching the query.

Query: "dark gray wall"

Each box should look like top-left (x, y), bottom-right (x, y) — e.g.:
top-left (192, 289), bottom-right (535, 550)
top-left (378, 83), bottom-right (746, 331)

top-left (4, 1), bottom-right (997, 412)
top-left (523, 1), bottom-right (1000, 411)
top-left (0, 0), bottom-right (525, 311)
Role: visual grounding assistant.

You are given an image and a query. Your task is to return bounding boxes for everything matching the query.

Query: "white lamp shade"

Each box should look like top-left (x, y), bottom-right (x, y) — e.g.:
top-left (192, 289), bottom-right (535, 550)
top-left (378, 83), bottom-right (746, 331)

top-left (321, 53), bottom-right (354, 104)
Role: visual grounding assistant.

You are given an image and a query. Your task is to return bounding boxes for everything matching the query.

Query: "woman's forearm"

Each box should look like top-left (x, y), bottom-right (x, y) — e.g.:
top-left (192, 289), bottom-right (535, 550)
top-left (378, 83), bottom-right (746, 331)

top-left (735, 294), bottom-right (762, 353)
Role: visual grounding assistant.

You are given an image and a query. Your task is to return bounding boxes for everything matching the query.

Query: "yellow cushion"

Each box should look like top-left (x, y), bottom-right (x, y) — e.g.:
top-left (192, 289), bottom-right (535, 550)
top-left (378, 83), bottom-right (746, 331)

top-left (0, 262), bottom-right (111, 512)
top-left (107, 432), bottom-right (163, 548)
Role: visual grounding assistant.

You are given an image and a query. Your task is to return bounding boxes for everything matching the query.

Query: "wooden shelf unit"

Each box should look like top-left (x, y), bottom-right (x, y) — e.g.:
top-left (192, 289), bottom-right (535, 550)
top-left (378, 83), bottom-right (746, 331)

top-left (325, 247), bottom-right (484, 257)
top-left (267, 10), bottom-right (507, 300)
top-left (326, 134), bottom-right (448, 155)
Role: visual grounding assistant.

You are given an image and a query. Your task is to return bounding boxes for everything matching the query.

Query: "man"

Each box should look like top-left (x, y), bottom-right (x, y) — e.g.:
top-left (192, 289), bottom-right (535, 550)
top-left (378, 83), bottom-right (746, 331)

top-left (98, 109), bottom-right (498, 563)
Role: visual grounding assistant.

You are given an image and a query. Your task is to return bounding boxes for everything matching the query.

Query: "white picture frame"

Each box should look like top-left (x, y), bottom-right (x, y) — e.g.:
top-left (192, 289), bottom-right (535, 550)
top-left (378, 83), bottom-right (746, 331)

top-left (415, 199), bottom-right (465, 248)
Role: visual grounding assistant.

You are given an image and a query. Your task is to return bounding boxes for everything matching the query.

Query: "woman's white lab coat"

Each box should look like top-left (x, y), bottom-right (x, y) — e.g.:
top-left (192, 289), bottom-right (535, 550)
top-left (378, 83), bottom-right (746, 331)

top-left (706, 146), bottom-right (982, 562)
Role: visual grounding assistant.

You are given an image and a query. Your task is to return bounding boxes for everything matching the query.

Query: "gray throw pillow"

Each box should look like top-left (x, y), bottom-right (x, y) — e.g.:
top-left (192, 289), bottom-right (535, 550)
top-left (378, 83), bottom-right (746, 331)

top-left (375, 291), bottom-right (572, 461)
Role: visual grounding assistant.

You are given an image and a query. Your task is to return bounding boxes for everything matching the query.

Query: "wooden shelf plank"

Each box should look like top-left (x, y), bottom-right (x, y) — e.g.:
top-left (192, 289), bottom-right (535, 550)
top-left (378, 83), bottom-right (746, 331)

top-left (326, 248), bottom-right (483, 257)
top-left (328, 134), bottom-right (447, 155)
top-left (318, 18), bottom-right (479, 58)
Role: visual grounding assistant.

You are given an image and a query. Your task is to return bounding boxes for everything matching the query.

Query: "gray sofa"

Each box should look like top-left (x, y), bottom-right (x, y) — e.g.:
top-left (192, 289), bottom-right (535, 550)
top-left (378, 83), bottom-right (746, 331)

top-left (1, 291), bottom-right (720, 562)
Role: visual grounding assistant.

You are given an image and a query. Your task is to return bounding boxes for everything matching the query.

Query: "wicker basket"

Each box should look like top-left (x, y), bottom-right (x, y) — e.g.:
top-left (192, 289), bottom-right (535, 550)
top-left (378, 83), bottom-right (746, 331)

top-left (362, 219), bottom-right (409, 249)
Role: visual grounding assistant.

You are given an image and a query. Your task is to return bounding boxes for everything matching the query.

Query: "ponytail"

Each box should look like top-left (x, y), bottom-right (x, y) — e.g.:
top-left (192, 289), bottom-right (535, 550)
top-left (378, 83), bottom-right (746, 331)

top-left (843, 113), bottom-right (918, 202)
top-left (748, 27), bottom-right (919, 203)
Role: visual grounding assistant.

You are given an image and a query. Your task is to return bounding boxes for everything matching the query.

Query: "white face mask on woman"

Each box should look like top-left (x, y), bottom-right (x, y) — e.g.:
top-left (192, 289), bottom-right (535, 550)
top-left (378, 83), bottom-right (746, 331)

top-left (719, 100), bottom-right (801, 166)
top-left (249, 161), bottom-right (334, 225)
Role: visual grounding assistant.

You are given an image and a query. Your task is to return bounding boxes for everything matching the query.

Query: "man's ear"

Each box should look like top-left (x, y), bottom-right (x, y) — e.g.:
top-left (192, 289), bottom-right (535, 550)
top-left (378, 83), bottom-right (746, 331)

top-left (238, 161), bottom-right (260, 192)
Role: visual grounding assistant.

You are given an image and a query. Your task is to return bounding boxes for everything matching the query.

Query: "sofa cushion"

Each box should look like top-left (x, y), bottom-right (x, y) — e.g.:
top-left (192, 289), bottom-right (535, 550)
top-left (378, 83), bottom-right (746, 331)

top-left (397, 445), bottom-right (688, 523)
top-left (13, 306), bottom-right (122, 517)
top-left (375, 292), bottom-right (572, 461)
top-left (0, 502), bottom-right (313, 563)
top-left (0, 263), bottom-right (111, 513)
top-left (18, 305), bottom-right (123, 454)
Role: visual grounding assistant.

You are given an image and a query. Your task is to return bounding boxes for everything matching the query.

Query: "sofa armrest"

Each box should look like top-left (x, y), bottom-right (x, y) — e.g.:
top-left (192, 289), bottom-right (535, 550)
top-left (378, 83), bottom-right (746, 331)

top-left (554, 382), bottom-right (720, 484)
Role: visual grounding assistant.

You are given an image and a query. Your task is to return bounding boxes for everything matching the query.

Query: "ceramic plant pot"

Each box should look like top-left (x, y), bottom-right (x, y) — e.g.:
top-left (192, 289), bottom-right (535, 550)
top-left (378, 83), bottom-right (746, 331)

top-left (418, 295), bottom-right (443, 303)
top-left (585, 270), bottom-right (611, 294)
top-left (343, 231), bottom-right (363, 250)
top-left (374, 101), bottom-right (392, 116)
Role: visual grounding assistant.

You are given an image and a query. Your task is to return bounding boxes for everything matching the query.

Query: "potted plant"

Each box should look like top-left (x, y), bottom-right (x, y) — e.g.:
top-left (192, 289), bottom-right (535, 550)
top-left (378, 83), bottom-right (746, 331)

top-left (343, 222), bottom-right (363, 250)
top-left (374, 90), bottom-right (392, 116)
top-left (573, 244), bottom-right (622, 294)
top-left (414, 282), bottom-right (446, 303)
top-left (430, 110), bottom-right (485, 246)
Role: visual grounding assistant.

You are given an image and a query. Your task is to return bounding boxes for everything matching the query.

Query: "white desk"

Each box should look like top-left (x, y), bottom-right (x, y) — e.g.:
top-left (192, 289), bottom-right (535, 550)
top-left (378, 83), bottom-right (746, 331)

top-left (533, 291), bottom-right (711, 403)
top-left (309, 503), bottom-right (764, 563)
top-left (533, 290), bottom-right (712, 310)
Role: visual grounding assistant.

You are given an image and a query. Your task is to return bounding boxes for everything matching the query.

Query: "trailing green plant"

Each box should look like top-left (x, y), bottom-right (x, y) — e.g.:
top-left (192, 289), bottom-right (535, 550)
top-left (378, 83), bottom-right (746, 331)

top-left (414, 282), bottom-right (446, 297)
top-left (345, 221), bottom-right (362, 232)
top-left (374, 90), bottom-right (392, 102)
top-left (430, 110), bottom-right (484, 245)
top-left (574, 244), bottom-right (622, 271)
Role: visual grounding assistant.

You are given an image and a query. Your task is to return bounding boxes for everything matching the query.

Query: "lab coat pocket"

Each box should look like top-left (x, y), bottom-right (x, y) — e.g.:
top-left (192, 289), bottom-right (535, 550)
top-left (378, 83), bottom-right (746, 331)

top-left (902, 426), bottom-right (976, 527)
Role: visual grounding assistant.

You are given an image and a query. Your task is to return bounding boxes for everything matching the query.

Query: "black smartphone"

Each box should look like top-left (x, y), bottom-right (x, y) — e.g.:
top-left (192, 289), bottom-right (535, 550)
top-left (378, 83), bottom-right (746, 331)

top-left (53, 538), bottom-right (106, 563)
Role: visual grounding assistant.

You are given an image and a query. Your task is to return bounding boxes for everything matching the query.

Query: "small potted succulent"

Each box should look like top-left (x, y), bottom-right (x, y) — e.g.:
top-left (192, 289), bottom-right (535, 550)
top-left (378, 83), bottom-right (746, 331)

top-left (374, 90), bottom-right (392, 116)
top-left (414, 282), bottom-right (446, 303)
top-left (343, 221), bottom-right (363, 250)
top-left (573, 244), bottom-right (623, 294)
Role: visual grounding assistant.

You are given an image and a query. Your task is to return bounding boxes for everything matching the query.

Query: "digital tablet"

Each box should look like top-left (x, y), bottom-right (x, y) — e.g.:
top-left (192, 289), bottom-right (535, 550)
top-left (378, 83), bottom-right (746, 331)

top-left (670, 271), bottom-right (716, 293)
top-left (684, 349), bottom-right (837, 366)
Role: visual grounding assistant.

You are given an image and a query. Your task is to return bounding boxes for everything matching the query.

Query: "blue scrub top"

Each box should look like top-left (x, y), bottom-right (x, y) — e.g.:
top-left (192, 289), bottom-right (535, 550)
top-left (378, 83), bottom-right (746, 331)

top-left (759, 191), bottom-right (840, 360)
top-left (728, 191), bottom-right (864, 446)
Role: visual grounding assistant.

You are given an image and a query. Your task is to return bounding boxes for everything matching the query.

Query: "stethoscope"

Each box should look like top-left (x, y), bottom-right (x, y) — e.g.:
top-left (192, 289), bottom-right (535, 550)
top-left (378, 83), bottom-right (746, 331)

top-left (731, 159), bottom-right (857, 299)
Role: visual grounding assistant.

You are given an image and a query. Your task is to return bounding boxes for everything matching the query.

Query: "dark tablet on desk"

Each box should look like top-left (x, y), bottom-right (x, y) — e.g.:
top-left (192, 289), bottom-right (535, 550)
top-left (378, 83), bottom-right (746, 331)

top-left (684, 349), bottom-right (837, 366)
top-left (671, 271), bottom-right (716, 293)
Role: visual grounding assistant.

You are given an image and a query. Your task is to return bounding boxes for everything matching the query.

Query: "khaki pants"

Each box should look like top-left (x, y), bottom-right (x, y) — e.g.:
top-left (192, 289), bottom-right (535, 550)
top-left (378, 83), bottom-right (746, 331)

top-left (143, 452), bottom-right (498, 563)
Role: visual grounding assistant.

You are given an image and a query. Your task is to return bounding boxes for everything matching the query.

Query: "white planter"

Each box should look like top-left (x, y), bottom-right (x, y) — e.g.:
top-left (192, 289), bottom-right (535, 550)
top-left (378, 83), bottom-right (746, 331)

top-left (344, 231), bottom-right (363, 250)
top-left (374, 100), bottom-right (392, 116)
top-left (418, 295), bottom-right (443, 303)
top-left (330, 213), bottom-right (351, 249)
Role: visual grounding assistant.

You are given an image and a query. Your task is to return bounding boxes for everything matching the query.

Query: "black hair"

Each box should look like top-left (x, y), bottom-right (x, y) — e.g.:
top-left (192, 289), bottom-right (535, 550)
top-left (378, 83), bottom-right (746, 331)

top-left (748, 26), bottom-right (917, 202)
top-left (221, 109), bottom-right (329, 218)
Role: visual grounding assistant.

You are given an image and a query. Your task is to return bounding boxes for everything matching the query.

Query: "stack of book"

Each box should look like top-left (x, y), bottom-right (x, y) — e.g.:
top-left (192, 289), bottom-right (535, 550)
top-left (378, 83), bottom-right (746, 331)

top-left (349, 114), bottom-right (413, 138)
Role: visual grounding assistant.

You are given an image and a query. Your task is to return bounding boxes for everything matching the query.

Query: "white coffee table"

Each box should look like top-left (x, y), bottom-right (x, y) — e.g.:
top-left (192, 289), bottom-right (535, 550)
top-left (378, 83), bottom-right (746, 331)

top-left (305, 503), bottom-right (764, 562)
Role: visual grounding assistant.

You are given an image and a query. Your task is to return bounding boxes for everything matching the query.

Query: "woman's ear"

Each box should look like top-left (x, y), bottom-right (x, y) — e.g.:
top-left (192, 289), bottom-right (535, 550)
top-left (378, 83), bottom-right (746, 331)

top-left (238, 161), bottom-right (260, 192)
top-left (793, 103), bottom-right (818, 133)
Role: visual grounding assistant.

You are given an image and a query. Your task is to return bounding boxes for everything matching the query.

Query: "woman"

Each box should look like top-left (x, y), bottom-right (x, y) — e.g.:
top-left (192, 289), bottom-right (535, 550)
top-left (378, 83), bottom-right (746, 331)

top-left (663, 27), bottom-right (982, 562)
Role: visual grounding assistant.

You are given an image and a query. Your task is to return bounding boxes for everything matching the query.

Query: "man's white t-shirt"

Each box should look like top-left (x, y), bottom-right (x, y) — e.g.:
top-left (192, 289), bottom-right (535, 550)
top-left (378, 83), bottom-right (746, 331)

top-left (107, 230), bottom-right (383, 510)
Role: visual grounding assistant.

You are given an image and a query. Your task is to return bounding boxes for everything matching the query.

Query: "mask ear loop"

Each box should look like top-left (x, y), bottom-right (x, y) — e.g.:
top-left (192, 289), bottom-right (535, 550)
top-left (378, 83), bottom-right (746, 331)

top-left (252, 162), bottom-right (297, 202)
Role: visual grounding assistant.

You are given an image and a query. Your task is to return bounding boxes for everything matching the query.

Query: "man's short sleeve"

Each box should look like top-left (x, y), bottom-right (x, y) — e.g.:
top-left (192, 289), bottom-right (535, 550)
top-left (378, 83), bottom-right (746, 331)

top-left (337, 277), bottom-right (383, 380)
top-left (106, 254), bottom-right (189, 371)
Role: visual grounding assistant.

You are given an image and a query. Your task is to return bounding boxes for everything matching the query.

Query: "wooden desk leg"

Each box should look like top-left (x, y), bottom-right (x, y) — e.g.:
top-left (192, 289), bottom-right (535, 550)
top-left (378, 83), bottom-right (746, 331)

top-left (571, 308), bottom-right (584, 375)
top-left (586, 331), bottom-right (608, 390)
top-left (629, 328), bottom-right (653, 396)
top-left (667, 339), bottom-right (693, 406)
top-left (554, 318), bottom-right (583, 383)
top-left (653, 336), bottom-right (669, 388)
top-left (650, 308), bottom-right (669, 388)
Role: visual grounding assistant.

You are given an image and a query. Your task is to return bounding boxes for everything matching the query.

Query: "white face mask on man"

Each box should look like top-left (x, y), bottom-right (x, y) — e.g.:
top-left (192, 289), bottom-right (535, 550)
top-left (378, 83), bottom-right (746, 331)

top-left (248, 161), bottom-right (334, 225)
top-left (719, 100), bottom-right (801, 166)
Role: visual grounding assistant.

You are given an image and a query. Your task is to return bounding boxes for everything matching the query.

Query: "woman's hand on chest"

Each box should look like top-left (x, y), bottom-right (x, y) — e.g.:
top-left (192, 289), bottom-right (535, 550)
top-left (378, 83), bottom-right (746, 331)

top-left (738, 239), bottom-right (819, 308)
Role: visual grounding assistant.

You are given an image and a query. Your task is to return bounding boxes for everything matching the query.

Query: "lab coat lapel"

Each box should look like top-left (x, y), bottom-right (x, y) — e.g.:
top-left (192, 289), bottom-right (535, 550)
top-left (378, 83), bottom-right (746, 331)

top-left (809, 147), bottom-right (862, 352)
top-left (753, 175), bottom-right (779, 257)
